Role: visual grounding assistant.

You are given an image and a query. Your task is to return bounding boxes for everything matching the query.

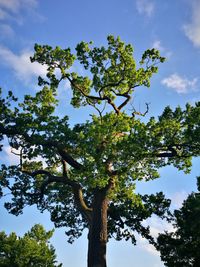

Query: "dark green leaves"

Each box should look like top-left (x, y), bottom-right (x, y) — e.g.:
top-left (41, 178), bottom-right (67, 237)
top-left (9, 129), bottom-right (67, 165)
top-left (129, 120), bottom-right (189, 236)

top-left (0, 224), bottom-right (62, 267)
top-left (157, 178), bottom-right (200, 267)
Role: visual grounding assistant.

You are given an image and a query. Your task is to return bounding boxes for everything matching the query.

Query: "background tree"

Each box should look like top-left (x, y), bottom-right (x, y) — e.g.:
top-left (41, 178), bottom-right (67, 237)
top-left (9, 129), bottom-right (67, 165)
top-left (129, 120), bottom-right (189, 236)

top-left (0, 224), bottom-right (62, 267)
top-left (0, 36), bottom-right (200, 267)
top-left (157, 177), bottom-right (200, 267)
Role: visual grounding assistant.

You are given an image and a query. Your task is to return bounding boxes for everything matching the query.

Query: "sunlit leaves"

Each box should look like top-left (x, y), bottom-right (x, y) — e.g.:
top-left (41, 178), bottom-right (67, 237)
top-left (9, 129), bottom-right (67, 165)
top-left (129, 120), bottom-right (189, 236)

top-left (30, 36), bottom-right (165, 112)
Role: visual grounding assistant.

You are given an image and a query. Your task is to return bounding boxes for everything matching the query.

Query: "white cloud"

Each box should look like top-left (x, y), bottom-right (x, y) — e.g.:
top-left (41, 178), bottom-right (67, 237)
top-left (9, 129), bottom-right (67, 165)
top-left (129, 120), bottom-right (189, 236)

top-left (138, 216), bottom-right (175, 256)
top-left (57, 79), bottom-right (71, 96)
top-left (152, 40), bottom-right (164, 51)
top-left (0, 0), bottom-right (41, 26)
top-left (0, 0), bottom-right (37, 13)
top-left (0, 146), bottom-right (20, 165)
top-left (138, 191), bottom-right (189, 255)
top-left (0, 24), bottom-right (14, 39)
top-left (136, 0), bottom-right (154, 17)
top-left (138, 236), bottom-right (159, 256)
top-left (0, 45), bottom-right (47, 84)
top-left (152, 40), bottom-right (172, 59)
top-left (170, 190), bottom-right (188, 209)
top-left (183, 0), bottom-right (200, 47)
top-left (145, 216), bottom-right (174, 239)
top-left (0, 0), bottom-right (21, 13)
top-left (0, 7), bottom-right (8, 19)
top-left (161, 73), bottom-right (198, 94)
top-left (138, 191), bottom-right (190, 257)
top-left (1, 144), bottom-right (47, 167)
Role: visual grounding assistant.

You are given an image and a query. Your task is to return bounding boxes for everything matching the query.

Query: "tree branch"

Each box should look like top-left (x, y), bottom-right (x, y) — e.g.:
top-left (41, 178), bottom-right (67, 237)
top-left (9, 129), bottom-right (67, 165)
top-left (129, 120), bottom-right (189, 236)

top-left (98, 77), bottom-right (125, 96)
top-left (118, 94), bottom-right (131, 111)
top-left (58, 148), bottom-right (83, 170)
top-left (72, 185), bottom-right (92, 223)
top-left (156, 143), bottom-right (200, 158)
top-left (0, 124), bottom-right (84, 170)
top-left (23, 168), bottom-right (92, 223)
top-left (67, 76), bottom-right (105, 102)
top-left (131, 102), bottom-right (150, 117)
top-left (66, 76), bottom-right (120, 114)
top-left (156, 151), bottom-right (176, 158)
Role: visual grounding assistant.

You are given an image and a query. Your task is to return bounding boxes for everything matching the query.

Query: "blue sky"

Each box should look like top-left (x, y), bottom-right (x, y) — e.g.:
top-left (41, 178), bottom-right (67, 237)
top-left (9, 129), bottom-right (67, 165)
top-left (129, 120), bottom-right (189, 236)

top-left (0, 0), bottom-right (200, 266)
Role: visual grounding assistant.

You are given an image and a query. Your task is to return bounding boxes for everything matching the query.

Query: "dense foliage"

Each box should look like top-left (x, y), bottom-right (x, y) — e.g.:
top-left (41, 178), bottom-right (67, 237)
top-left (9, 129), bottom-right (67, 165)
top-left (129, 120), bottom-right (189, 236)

top-left (0, 35), bottom-right (199, 266)
top-left (157, 177), bottom-right (200, 267)
top-left (0, 224), bottom-right (62, 267)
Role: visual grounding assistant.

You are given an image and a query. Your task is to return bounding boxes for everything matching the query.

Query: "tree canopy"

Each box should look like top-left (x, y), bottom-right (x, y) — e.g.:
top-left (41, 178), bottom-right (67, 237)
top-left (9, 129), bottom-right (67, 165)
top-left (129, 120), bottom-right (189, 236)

top-left (0, 224), bottom-right (62, 267)
top-left (0, 35), bottom-right (200, 266)
top-left (157, 177), bottom-right (200, 267)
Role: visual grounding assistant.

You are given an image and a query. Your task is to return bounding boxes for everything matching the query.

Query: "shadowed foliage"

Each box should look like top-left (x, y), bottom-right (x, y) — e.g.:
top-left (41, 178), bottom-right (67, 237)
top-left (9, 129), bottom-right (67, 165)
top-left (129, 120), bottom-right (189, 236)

top-left (157, 177), bottom-right (200, 267)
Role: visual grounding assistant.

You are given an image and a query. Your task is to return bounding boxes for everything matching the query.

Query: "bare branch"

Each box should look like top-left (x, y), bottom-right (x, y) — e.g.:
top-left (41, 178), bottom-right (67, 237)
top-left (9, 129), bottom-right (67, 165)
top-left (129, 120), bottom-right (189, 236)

top-left (58, 148), bottom-right (83, 170)
top-left (118, 94), bottom-right (131, 111)
top-left (87, 99), bottom-right (104, 120)
top-left (131, 102), bottom-right (150, 117)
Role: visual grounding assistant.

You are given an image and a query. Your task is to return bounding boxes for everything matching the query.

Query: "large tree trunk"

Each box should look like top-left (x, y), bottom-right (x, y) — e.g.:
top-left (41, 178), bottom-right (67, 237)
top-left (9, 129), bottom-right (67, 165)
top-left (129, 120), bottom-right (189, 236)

top-left (87, 191), bottom-right (108, 267)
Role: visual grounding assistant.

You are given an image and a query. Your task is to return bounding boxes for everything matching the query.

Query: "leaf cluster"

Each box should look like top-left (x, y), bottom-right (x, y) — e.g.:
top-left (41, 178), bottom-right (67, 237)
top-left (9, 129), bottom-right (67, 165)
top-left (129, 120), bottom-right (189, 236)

top-left (157, 178), bottom-right (200, 266)
top-left (0, 224), bottom-right (62, 267)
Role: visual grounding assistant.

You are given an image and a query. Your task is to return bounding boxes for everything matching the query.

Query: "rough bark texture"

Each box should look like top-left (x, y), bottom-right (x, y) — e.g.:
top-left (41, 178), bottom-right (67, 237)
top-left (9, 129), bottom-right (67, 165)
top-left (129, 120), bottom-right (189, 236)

top-left (88, 191), bottom-right (108, 267)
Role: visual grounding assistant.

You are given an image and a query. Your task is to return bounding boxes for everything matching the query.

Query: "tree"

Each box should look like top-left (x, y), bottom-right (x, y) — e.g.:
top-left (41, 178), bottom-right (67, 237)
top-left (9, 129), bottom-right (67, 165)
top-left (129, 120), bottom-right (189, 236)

top-left (0, 35), bottom-right (199, 267)
top-left (157, 177), bottom-right (200, 267)
top-left (0, 224), bottom-right (62, 267)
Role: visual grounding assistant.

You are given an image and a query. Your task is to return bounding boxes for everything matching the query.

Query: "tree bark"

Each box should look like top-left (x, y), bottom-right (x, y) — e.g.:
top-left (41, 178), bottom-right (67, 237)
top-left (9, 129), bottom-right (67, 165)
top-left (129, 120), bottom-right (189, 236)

top-left (87, 190), bottom-right (108, 267)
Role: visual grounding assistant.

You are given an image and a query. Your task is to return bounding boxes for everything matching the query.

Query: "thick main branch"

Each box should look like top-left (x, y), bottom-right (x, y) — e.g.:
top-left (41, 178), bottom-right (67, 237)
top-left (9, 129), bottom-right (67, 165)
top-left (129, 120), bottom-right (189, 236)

top-left (24, 168), bottom-right (92, 223)
top-left (0, 123), bottom-right (83, 170)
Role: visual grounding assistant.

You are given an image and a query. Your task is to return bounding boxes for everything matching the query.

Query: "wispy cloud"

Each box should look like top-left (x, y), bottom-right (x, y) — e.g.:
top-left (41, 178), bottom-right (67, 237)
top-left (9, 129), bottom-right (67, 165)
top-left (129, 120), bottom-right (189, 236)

top-left (152, 40), bottom-right (164, 51)
top-left (170, 190), bottom-right (188, 209)
top-left (0, 0), bottom-right (37, 14)
top-left (0, 45), bottom-right (47, 84)
top-left (138, 216), bottom-right (175, 256)
top-left (0, 6), bottom-right (8, 19)
top-left (136, 0), bottom-right (154, 17)
top-left (152, 40), bottom-right (172, 59)
top-left (0, 0), bottom-right (43, 43)
top-left (0, 0), bottom-right (43, 27)
top-left (144, 216), bottom-right (174, 239)
top-left (161, 73), bottom-right (198, 94)
top-left (0, 24), bottom-right (14, 39)
top-left (183, 0), bottom-right (200, 48)
top-left (138, 237), bottom-right (159, 256)
top-left (138, 191), bottom-right (189, 255)
top-left (0, 0), bottom-right (21, 13)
